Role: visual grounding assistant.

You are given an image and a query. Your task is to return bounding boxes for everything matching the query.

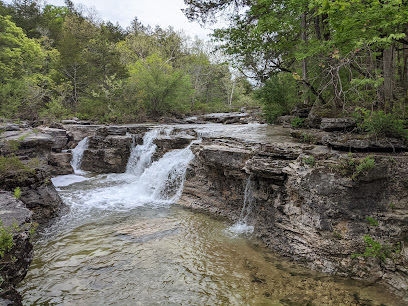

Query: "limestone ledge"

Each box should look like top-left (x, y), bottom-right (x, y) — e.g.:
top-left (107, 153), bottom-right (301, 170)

top-left (179, 138), bottom-right (408, 298)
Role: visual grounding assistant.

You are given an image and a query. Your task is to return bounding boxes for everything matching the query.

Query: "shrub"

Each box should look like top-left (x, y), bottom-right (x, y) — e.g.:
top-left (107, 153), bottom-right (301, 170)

top-left (0, 155), bottom-right (35, 182)
top-left (353, 107), bottom-right (408, 140)
top-left (351, 235), bottom-right (401, 262)
top-left (254, 74), bottom-right (298, 123)
top-left (302, 156), bottom-right (315, 167)
top-left (301, 132), bottom-right (318, 144)
top-left (13, 187), bottom-right (21, 199)
top-left (291, 117), bottom-right (305, 128)
top-left (336, 153), bottom-right (375, 180)
top-left (351, 155), bottom-right (375, 180)
top-left (365, 216), bottom-right (378, 227)
top-left (0, 220), bottom-right (14, 258)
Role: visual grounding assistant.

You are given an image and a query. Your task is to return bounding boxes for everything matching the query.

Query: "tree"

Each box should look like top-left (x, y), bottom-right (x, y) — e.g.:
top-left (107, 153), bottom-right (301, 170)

top-left (126, 54), bottom-right (192, 117)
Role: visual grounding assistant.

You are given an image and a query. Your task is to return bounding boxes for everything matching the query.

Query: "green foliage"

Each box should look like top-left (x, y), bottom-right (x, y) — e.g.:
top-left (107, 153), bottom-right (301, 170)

top-left (336, 153), bottom-right (375, 180)
top-left (291, 117), bottom-right (305, 128)
top-left (0, 155), bottom-right (35, 182)
top-left (13, 187), bottom-right (21, 199)
top-left (351, 235), bottom-right (401, 262)
top-left (302, 156), bottom-right (315, 167)
top-left (354, 108), bottom-right (408, 140)
top-left (126, 54), bottom-right (192, 117)
top-left (300, 132), bottom-right (317, 144)
top-left (0, 220), bottom-right (14, 258)
top-left (5, 140), bottom-right (20, 152)
top-left (365, 216), bottom-right (378, 227)
top-left (351, 156), bottom-right (375, 181)
top-left (255, 75), bottom-right (298, 123)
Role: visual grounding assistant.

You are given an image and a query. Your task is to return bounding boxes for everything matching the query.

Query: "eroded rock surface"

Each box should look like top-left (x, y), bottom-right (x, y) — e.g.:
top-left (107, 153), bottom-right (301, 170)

top-left (0, 192), bottom-right (33, 306)
top-left (180, 138), bottom-right (408, 298)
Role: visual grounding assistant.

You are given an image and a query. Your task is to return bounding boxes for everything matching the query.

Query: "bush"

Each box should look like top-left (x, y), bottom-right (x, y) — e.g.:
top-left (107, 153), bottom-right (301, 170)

top-left (0, 155), bottom-right (35, 182)
top-left (353, 107), bottom-right (408, 140)
top-left (291, 117), bottom-right (305, 128)
top-left (13, 187), bottom-right (21, 199)
top-left (351, 235), bottom-right (401, 262)
top-left (0, 220), bottom-right (14, 258)
top-left (336, 153), bottom-right (375, 180)
top-left (255, 74), bottom-right (298, 123)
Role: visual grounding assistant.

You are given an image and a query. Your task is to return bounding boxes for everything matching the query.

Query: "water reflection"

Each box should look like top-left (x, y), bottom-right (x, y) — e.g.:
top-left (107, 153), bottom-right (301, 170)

top-left (20, 206), bottom-right (405, 305)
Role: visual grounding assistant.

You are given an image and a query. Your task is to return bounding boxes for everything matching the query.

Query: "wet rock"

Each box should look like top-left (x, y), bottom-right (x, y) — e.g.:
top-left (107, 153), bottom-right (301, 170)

top-left (153, 135), bottom-right (195, 160)
top-left (48, 152), bottom-right (73, 176)
top-left (319, 118), bottom-right (356, 132)
top-left (200, 112), bottom-right (251, 124)
top-left (276, 115), bottom-right (295, 127)
top-left (63, 124), bottom-right (101, 148)
top-left (180, 137), bottom-right (408, 298)
top-left (0, 192), bottom-right (33, 305)
top-left (81, 135), bottom-right (132, 173)
top-left (20, 183), bottom-right (66, 225)
top-left (95, 126), bottom-right (127, 137)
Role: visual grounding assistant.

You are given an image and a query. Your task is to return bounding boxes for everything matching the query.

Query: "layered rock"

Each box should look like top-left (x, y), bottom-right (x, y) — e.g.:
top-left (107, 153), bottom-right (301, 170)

top-left (0, 192), bottom-right (33, 305)
top-left (81, 126), bottom-right (133, 173)
top-left (0, 128), bottom-right (67, 225)
top-left (180, 137), bottom-right (408, 298)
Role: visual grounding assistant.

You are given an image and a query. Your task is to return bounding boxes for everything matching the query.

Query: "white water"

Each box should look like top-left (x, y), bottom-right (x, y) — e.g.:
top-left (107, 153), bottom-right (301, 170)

top-left (50, 130), bottom-right (198, 231)
top-left (126, 129), bottom-right (159, 176)
top-left (70, 137), bottom-right (89, 174)
top-left (228, 176), bottom-right (255, 235)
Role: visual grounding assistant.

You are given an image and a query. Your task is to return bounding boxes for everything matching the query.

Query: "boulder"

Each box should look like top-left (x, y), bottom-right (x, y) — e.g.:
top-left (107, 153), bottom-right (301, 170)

top-left (81, 135), bottom-right (132, 173)
top-left (48, 152), bottom-right (74, 176)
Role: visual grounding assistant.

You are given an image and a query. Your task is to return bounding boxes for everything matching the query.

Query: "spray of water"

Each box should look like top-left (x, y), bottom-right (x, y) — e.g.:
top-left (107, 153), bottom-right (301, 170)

top-left (126, 129), bottom-right (159, 176)
top-left (51, 130), bottom-right (200, 231)
top-left (70, 137), bottom-right (89, 174)
top-left (228, 175), bottom-right (255, 235)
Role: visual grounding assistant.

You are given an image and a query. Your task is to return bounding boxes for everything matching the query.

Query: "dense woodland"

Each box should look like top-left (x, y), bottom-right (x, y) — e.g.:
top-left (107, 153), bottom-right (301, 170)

top-left (1, 0), bottom-right (408, 136)
top-left (0, 0), bottom-right (254, 123)
top-left (184, 0), bottom-right (408, 135)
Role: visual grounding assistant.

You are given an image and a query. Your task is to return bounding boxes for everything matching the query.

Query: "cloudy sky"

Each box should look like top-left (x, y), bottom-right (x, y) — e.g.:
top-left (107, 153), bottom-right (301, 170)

top-left (6, 0), bottom-right (215, 39)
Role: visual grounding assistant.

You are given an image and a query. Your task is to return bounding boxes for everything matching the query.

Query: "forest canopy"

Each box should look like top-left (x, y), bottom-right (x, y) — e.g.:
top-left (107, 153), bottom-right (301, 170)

top-left (183, 0), bottom-right (408, 121)
top-left (0, 0), bottom-right (254, 123)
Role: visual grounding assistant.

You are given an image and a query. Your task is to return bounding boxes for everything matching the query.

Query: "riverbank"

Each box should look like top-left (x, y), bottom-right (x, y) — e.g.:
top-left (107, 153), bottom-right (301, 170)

top-left (0, 116), bottom-right (407, 303)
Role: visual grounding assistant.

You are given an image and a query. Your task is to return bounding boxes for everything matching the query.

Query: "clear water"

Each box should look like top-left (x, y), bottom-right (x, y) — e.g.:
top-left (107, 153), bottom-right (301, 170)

top-left (19, 127), bottom-right (407, 305)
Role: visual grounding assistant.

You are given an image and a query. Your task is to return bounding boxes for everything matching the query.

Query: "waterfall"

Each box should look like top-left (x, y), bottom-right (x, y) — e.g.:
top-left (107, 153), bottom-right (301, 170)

top-left (71, 137), bottom-right (89, 174)
top-left (59, 131), bottom-right (200, 214)
top-left (228, 175), bottom-right (255, 234)
top-left (137, 140), bottom-right (200, 202)
top-left (126, 129), bottom-right (159, 176)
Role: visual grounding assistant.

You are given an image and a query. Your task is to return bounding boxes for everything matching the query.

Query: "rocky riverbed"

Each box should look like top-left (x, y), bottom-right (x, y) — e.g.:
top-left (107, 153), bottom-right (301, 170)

top-left (0, 116), bottom-right (407, 303)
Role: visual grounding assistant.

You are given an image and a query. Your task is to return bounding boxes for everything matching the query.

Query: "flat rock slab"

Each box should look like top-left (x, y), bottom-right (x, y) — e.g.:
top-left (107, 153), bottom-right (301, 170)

top-left (0, 191), bottom-right (32, 227)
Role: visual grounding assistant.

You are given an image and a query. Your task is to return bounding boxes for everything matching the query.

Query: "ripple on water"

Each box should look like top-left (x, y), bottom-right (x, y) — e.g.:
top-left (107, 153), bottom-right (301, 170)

top-left (20, 206), bottom-right (407, 305)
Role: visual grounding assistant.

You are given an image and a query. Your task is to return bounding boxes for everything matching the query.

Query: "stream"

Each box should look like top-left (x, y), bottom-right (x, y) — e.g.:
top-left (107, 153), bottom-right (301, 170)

top-left (19, 125), bottom-right (405, 305)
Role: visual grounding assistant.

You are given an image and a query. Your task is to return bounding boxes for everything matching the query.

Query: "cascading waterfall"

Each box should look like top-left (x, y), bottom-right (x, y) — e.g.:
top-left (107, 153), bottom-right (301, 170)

top-left (70, 137), bottom-right (89, 174)
top-left (126, 129), bottom-right (160, 176)
top-left (228, 175), bottom-right (255, 234)
top-left (54, 130), bottom-right (199, 220)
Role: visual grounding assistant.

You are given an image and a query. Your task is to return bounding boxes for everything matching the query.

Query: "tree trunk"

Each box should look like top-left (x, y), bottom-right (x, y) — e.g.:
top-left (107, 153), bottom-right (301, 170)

top-left (301, 10), bottom-right (309, 104)
top-left (383, 44), bottom-right (395, 111)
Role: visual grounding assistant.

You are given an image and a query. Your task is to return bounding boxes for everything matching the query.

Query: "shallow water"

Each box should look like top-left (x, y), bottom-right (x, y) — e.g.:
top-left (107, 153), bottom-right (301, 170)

top-left (19, 125), bottom-right (407, 305)
top-left (21, 204), bottom-right (405, 305)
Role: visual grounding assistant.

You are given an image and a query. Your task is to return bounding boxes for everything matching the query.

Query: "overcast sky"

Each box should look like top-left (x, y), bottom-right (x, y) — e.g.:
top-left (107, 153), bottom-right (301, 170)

top-left (6, 0), bottom-right (215, 40)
